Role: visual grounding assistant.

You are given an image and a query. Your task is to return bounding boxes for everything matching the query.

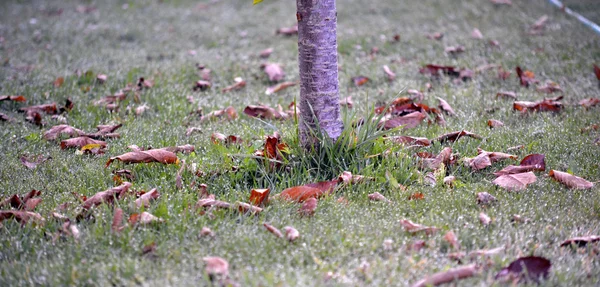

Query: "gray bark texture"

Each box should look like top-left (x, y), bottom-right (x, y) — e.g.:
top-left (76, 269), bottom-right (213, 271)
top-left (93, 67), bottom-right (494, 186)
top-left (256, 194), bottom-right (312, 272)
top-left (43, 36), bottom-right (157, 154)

top-left (297, 0), bottom-right (343, 146)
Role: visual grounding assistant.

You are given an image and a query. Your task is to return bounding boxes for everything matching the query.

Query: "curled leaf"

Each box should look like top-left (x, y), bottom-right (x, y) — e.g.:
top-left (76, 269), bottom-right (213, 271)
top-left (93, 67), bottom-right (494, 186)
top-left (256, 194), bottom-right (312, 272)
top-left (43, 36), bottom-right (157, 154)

top-left (263, 223), bottom-right (283, 238)
top-left (203, 256), bottom-right (229, 277)
top-left (236, 202), bottom-right (262, 214)
top-left (265, 81), bottom-right (297, 95)
top-left (0, 210), bottom-right (45, 225)
top-left (106, 149), bottom-right (178, 167)
top-left (549, 170), bottom-right (593, 190)
top-left (283, 226), bottom-right (299, 242)
top-left (390, 136), bottom-right (431, 147)
top-left (134, 188), bottom-right (160, 208)
top-left (560, 235), bottom-right (600, 247)
top-left (382, 65), bottom-right (396, 81)
top-left (487, 119), bottom-right (504, 128)
top-left (479, 212), bottom-right (491, 226)
top-left (262, 63), bottom-right (285, 82)
top-left (279, 181), bottom-right (337, 202)
top-left (435, 130), bottom-right (481, 143)
top-left (368, 192), bottom-right (390, 202)
top-left (61, 136), bottom-right (107, 150)
top-left (495, 256), bottom-right (551, 283)
top-left (201, 106), bottom-right (238, 122)
top-left (249, 188), bottom-right (270, 206)
top-left (221, 77), bottom-right (246, 93)
top-left (81, 182), bottom-right (132, 211)
top-left (0, 95), bottom-right (26, 102)
top-left (493, 172), bottom-right (537, 191)
top-left (399, 219), bottom-right (438, 235)
top-left (476, 192), bottom-right (497, 205)
top-left (411, 265), bottom-right (479, 287)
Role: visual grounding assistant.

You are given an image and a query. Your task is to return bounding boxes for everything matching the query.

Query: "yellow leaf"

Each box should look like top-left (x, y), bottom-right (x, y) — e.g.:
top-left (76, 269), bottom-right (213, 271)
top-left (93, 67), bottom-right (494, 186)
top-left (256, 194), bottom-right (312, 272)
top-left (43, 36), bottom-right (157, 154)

top-left (253, 0), bottom-right (263, 4)
top-left (81, 144), bottom-right (102, 151)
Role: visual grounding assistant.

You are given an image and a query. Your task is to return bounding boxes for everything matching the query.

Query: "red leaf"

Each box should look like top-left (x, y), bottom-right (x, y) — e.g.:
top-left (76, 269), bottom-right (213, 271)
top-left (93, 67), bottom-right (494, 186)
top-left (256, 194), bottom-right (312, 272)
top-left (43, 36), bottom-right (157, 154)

top-left (495, 256), bottom-right (551, 283)
top-left (249, 188), bottom-right (270, 206)
top-left (411, 265), bottom-right (479, 287)
top-left (81, 182), bottom-right (132, 211)
top-left (263, 222), bottom-right (283, 238)
top-left (106, 149), bottom-right (178, 167)
top-left (594, 64), bottom-right (600, 81)
top-left (549, 170), bottom-right (594, 190)
top-left (0, 95), bottom-right (26, 102)
top-left (492, 172), bottom-right (537, 191)
top-left (351, 76), bottom-right (370, 87)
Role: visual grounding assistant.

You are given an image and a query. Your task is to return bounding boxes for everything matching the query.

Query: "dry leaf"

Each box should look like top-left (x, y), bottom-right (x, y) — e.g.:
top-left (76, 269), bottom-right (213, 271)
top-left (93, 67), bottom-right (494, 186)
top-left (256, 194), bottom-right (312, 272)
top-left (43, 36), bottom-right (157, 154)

top-left (195, 197), bottom-right (232, 210)
top-left (425, 32), bottom-right (443, 40)
top-left (204, 256), bottom-right (229, 278)
top-left (445, 45), bottom-right (465, 55)
top-left (536, 81), bottom-right (562, 93)
top-left (549, 170), bottom-right (594, 190)
top-left (61, 136), bottom-right (107, 150)
top-left (437, 97), bottom-right (456, 116)
top-left (112, 207), bottom-right (124, 232)
top-left (265, 81), bottom-right (297, 95)
top-left (495, 256), bottom-right (551, 283)
top-left (382, 65), bottom-right (396, 81)
top-left (351, 76), bottom-right (370, 87)
top-left (479, 212), bottom-right (491, 226)
top-left (399, 219), bottom-right (438, 235)
top-left (411, 265), bottom-right (479, 287)
top-left (468, 152), bottom-right (492, 171)
top-left (493, 172), bottom-right (537, 191)
top-left (134, 188), bottom-right (160, 208)
top-left (193, 80), bottom-right (211, 91)
top-left (516, 66), bottom-right (539, 87)
top-left (579, 98), bottom-right (600, 108)
top-left (298, 198), bottom-right (317, 216)
top-left (200, 106), bottom-right (238, 122)
top-left (496, 91), bottom-right (517, 100)
top-left (276, 25), bottom-right (298, 36)
top-left (284, 226), bottom-right (299, 242)
top-left (20, 155), bottom-right (51, 169)
top-left (339, 96), bottom-right (353, 108)
top-left (263, 223), bottom-right (283, 238)
top-left (380, 111), bottom-right (427, 130)
top-left (249, 188), bottom-right (270, 206)
top-left (421, 147), bottom-right (453, 170)
top-left (262, 63), bottom-right (285, 82)
top-left (236, 202), bottom-right (262, 214)
top-left (43, 125), bottom-right (85, 140)
top-left (407, 192), bottom-right (425, 200)
top-left (514, 97), bottom-right (563, 113)
top-left (476, 192), bottom-right (497, 205)
top-left (560, 235), bottom-right (600, 247)
top-left (420, 64), bottom-right (459, 77)
top-left (279, 181), bottom-right (337, 202)
top-left (130, 211), bottom-right (164, 225)
top-left (244, 104), bottom-right (290, 120)
top-left (0, 95), bottom-right (26, 102)
top-left (199, 227), bottom-right (215, 237)
top-left (96, 74), bottom-right (107, 83)
top-left (259, 47), bottom-right (273, 58)
top-left (494, 153), bottom-right (545, 176)
top-left (0, 210), bottom-right (45, 225)
top-left (471, 28), bottom-right (483, 39)
top-left (389, 136), bottom-right (431, 147)
top-left (488, 119), bottom-right (504, 128)
top-left (337, 171), bottom-right (370, 185)
top-left (435, 130), bottom-right (482, 143)
top-left (368, 192), bottom-right (390, 202)
top-left (221, 77), bottom-right (246, 93)
top-left (444, 231), bottom-right (460, 250)
top-left (53, 77), bottom-right (64, 88)
top-left (81, 182), bottom-right (132, 211)
top-left (106, 149), bottom-right (178, 167)
top-left (443, 176), bottom-right (456, 186)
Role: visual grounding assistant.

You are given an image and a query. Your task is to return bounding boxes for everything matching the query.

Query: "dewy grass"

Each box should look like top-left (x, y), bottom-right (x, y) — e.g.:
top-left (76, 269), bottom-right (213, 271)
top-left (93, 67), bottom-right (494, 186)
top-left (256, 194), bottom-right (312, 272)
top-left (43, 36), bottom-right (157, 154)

top-left (1, 0), bottom-right (600, 286)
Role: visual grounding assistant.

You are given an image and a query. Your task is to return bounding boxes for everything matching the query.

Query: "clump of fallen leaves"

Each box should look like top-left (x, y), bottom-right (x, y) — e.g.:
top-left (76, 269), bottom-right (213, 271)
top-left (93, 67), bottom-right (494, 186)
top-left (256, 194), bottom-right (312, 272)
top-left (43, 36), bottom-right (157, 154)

top-left (494, 153), bottom-right (545, 176)
top-left (253, 132), bottom-right (289, 170)
top-left (1, 190), bottom-right (43, 211)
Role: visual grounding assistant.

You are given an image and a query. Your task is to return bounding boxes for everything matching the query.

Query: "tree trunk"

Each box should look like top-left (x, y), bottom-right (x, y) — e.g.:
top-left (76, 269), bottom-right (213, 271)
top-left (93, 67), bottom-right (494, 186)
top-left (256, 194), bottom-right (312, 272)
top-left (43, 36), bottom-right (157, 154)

top-left (296, 0), bottom-right (343, 146)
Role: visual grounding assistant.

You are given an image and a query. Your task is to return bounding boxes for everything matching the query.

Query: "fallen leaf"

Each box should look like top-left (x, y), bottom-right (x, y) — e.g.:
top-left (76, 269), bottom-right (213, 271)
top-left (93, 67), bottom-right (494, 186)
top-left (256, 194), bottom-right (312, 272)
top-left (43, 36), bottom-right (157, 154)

top-left (160, 144), bottom-right (195, 154)
top-left (0, 210), bottom-right (45, 225)
top-left (437, 97), bottom-right (456, 116)
top-left (259, 47), bottom-right (273, 58)
top-left (380, 111), bottom-right (427, 130)
top-left (61, 136), bottom-right (107, 150)
top-left (204, 256), bottom-right (229, 279)
top-left (445, 45), bottom-right (465, 55)
top-left (421, 147), bottom-right (453, 170)
top-left (53, 77), bottom-right (64, 88)
top-left (411, 265), bottom-right (479, 287)
top-left (579, 98), bottom-right (600, 108)
top-left (419, 64), bottom-right (459, 77)
top-left (368, 192), bottom-right (390, 202)
top-left (399, 219), bottom-right (438, 235)
top-left (495, 256), bottom-right (551, 283)
top-left (479, 212), bottom-right (491, 226)
top-left (471, 28), bottom-right (483, 39)
top-left (244, 104), bottom-right (290, 120)
top-left (594, 64), bottom-right (600, 82)
top-left (134, 188), bottom-right (160, 208)
top-left (493, 172), bottom-right (537, 191)
top-left (263, 222), bottom-right (283, 238)
top-left (96, 74), bottom-right (107, 84)
top-left (112, 207), bottom-right (124, 232)
top-left (382, 65), bottom-right (396, 81)
top-left (284, 226), bottom-right (299, 242)
top-left (389, 136), bottom-right (431, 147)
top-left (478, 148), bottom-right (517, 163)
top-left (408, 192), bottom-right (425, 200)
top-left (221, 77), bottom-right (246, 93)
top-left (516, 66), bottom-right (538, 87)
top-left (86, 123), bottom-right (122, 139)
top-left (405, 240), bottom-right (427, 252)
top-left (298, 198), bottom-right (317, 216)
top-left (351, 76), bottom-right (370, 87)
top-left (487, 119), bottom-right (504, 128)
top-left (467, 152), bottom-right (492, 171)
top-left (339, 96), bottom-right (353, 108)
top-left (337, 171), bottom-right (370, 185)
top-left (0, 95), bottom-right (26, 102)
top-left (435, 130), bottom-right (482, 143)
top-left (536, 81), bottom-right (562, 93)
top-left (199, 227), bottom-right (215, 237)
top-left (262, 63), bottom-right (285, 82)
top-left (276, 25), bottom-right (298, 36)
top-left (477, 192), bottom-right (497, 205)
top-left (496, 91), bottom-right (517, 100)
top-left (249, 188), bottom-right (270, 206)
top-left (236, 202), bottom-right (262, 214)
top-left (560, 235), bottom-right (600, 247)
top-left (43, 125), bottom-right (86, 140)
top-left (279, 180), bottom-right (337, 202)
top-left (193, 80), bottom-right (211, 91)
top-left (265, 81), bottom-right (297, 95)
top-left (200, 106), bottom-right (238, 122)
top-left (443, 176), bottom-right (456, 186)
top-left (195, 197), bottom-right (232, 210)
top-left (106, 149), bottom-right (178, 167)
top-left (130, 211), bottom-right (164, 225)
top-left (497, 68), bottom-right (511, 80)
top-left (0, 112), bottom-right (14, 122)
top-left (444, 231), bottom-right (460, 250)
top-left (494, 153), bottom-right (545, 176)
top-left (549, 170), bottom-right (594, 190)
top-left (20, 155), bottom-right (51, 169)
top-left (81, 182), bottom-right (132, 211)
top-left (425, 32), bottom-right (443, 40)
top-left (20, 103), bottom-right (58, 115)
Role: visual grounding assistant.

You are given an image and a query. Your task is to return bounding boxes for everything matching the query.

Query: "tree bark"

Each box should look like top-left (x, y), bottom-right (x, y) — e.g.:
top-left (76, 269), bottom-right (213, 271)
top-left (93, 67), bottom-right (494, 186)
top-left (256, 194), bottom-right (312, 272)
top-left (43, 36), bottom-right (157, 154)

top-left (297, 0), bottom-right (343, 146)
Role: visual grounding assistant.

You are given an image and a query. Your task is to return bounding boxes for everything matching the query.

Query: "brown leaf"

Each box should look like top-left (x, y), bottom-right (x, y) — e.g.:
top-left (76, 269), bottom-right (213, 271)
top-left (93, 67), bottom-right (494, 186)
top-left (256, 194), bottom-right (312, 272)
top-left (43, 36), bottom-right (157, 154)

top-left (445, 45), bottom-right (465, 55)
top-left (199, 227), bottom-right (215, 237)
top-left (276, 25), bottom-right (298, 36)
top-left (352, 76), bottom-right (370, 87)
top-left (516, 67), bottom-right (539, 87)
top-left (221, 77), bottom-right (246, 93)
top-left (236, 202), bottom-right (262, 215)
top-left (425, 32), bottom-right (443, 40)
top-left (549, 170), bottom-right (594, 190)
top-left (0, 210), bottom-right (45, 225)
top-left (262, 63), bottom-right (285, 82)
top-left (195, 197), bottom-right (232, 210)
top-left (106, 149), bottom-right (178, 167)
top-left (494, 153), bottom-right (545, 176)
top-left (487, 119), bottom-right (504, 128)
top-left (435, 130), bottom-right (482, 143)
top-left (130, 212), bottom-right (164, 225)
top-left (496, 91), bottom-right (517, 100)
top-left (339, 96), bottom-right (353, 108)
top-left (399, 219), bottom-right (438, 235)
top-left (298, 198), bottom-right (317, 216)
top-left (265, 81), bottom-right (297, 95)
top-left (495, 256), bottom-right (551, 283)
top-left (579, 98), bottom-right (600, 108)
top-left (492, 172), bottom-right (537, 191)
top-left (81, 182), bottom-right (132, 211)
top-left (468, 152), bottom-right (492, 171)
top-left (96, 74), bottom-right (107, 84)
top-left (0, 95), bottom-right (26, 102)
top-left (368, 192), bottom-right (390, 202)
top-left (411, 265), bottom-right (479, 287)
top-left (53, 77), bottom-right (64, 88)
top-left (337, 171), bottom-right (370, 185)
top-left (263, 222), bottom-right (283, 238)
top-left (594, 64), bottom-right (600, 82)
top-left (201, 106), bottom-right (238, 122)
top-left (479, 212), bottom-right (491, 226)
top-left (20, 155), bottom-right (51, 169)
top-left (408, 192), bottom-right (425, 200)
top-left (43, 125), bottom-right (85, 140)
top-left (421, 147), bottom-right (453, 170)
top-left (560, 235), bottom-right (600, 247)
top-left (279, 180), bottom-right (337, 203)
top-left (284, 226), bottom-right (299, 242)
top-left (249, 188), bottom-right (270, 207)
top-left (86, 123), bottom-right (122, 139)
top-left (259, 47), bottom-right (273, 58)
top-left (60, 136), bottom-right (107, 150)
top-left (478, 148), bottom-right (517, 163)
top-left (419, 64), bottom-right (459, 77)
top-left (0, 112), bottom-right (14, 122)
top-left (20, 103), bottom-right (58, 115)
top-left (161, 144), bottom-right (195, 154)
top-left (380, 111), bottom-right (426, 130)
top-left (389, 136), bottom-right (431, 147)
top-left (243, 105), bottom-right (290, 120)
top-left (203, 256), bottom-right (229, 277)
top-left (382, 65), bottom-right (396, 81)
top-left (193, 80), bottom-right (211, 91)
top-left (536, 81), bottom-right (562, 93)
top-left (477, 192), bottom-right (497, 205)
top-left (443, 176), bottom-right (456, 186)
top-left (134, 188), bottom-right (160, 208)
top-left (112, 207), bottom-right (124, 232)
top-left (437, 97), bottom-right (456, 116)
top-left (444, 230), bottom-right (460, 250)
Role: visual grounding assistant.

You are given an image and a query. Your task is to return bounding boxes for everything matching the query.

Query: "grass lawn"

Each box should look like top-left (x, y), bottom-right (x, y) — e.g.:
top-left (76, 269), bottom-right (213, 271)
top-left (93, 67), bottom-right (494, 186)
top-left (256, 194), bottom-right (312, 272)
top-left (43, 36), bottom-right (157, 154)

top-left (1, 0), bottom-right (599, 286)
